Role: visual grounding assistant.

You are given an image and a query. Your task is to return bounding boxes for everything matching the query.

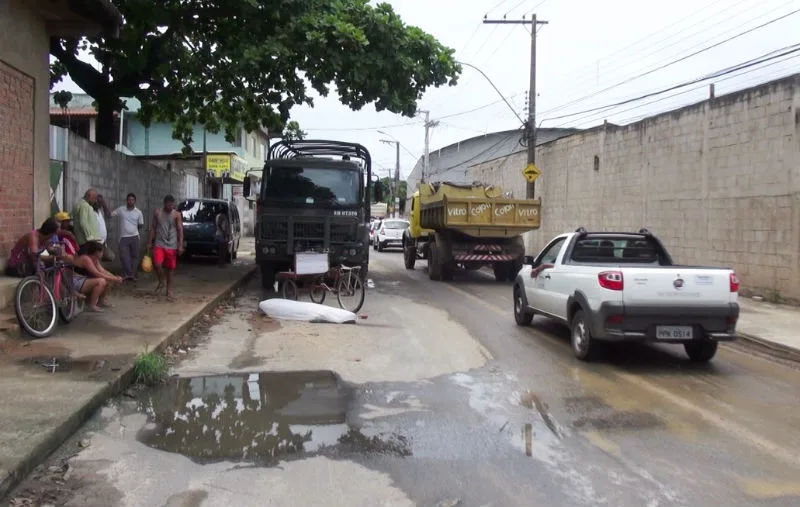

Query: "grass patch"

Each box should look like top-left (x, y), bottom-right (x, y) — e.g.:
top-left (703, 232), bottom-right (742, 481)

top-left (132, 346), bottom-right (168, 386)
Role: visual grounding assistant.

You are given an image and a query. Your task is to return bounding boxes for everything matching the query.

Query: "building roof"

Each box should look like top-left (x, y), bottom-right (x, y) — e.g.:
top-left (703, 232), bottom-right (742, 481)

top-left (406, 127), bottom-right (580, 190)
top-left (38, 0), bottom-right (123, 37)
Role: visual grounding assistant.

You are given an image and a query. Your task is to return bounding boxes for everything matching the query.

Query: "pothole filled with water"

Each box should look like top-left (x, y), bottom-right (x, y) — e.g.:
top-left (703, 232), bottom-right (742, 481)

top-left (134, 371), bottom-right (410, 464)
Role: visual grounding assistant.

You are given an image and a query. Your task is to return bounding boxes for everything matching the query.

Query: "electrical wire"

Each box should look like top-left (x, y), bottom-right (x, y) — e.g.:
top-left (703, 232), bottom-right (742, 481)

top-left (427, 129), bottom-right (521, 177)
top-left (608, 54), bottom-right (800, 126)
top-left (542, 42), bottom-right (800, 124)
top-left (541, 6), bottom-right (800, 117)
top-left (569, 0), bottom-right (794, 95)
top-left (555, 0), bottom-right (755, 96)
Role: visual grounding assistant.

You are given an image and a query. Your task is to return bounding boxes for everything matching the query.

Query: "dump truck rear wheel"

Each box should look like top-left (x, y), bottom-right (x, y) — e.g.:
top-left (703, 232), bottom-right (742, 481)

top-left (428, 242), bottom-right (442, 281)
top-left (493, 263), bottom-right (511, 282)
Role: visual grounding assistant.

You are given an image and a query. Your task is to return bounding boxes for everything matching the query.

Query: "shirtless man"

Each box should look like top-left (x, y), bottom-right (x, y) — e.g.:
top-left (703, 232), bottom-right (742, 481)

top-left (147, 195), bottom-right (184, 300)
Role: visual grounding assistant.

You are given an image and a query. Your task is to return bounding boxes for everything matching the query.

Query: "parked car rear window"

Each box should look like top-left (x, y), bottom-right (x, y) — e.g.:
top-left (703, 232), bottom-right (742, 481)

top-left (178, 200), bottom-right (228, 223)
top-left (570, 235), bottom-right (668, 265)
top-left (383, 220), bottom-right (409, 230)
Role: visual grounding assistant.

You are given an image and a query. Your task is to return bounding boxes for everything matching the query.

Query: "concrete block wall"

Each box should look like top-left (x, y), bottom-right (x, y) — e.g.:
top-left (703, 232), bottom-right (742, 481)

top-left (66, 136), bottom-right (187, 255)
top-left (468, 74), bottom-right (800, 299)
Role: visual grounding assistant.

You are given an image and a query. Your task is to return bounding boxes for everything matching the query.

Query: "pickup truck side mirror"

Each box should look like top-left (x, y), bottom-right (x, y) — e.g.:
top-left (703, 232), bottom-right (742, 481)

top-left (373, 182), bottom-right (384, 203)
top-left (524, 255), bottom-right (535, 265)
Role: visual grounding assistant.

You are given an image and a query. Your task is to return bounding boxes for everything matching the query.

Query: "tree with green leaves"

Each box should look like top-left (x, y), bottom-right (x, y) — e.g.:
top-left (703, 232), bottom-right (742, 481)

top-left (282, 121), bottom-right (307, 141)
top-left (50, 0), bottom-right (460, 149)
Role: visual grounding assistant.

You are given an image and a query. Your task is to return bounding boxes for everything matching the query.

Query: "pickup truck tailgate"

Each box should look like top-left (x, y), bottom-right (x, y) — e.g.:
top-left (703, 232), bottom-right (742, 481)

top-left (622, 268), bottom-right (733, 306)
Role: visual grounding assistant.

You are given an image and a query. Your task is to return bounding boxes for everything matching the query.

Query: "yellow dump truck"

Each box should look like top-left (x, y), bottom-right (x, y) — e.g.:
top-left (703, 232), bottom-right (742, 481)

top-left (402, 182), bottom-right (541, 281)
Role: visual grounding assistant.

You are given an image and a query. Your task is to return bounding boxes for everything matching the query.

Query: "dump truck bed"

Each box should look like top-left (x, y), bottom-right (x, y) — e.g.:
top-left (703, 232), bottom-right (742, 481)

top-left (418, 182), bottom-right (541, 238)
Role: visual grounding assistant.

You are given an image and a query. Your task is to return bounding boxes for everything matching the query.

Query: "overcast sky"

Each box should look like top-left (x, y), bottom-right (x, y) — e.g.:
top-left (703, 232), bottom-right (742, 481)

top-left (55, 0), bottom-right (800, 179)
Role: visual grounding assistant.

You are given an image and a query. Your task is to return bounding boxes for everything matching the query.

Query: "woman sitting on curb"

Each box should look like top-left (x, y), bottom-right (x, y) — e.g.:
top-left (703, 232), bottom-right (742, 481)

top-left (6, 218), bottom-right (65, 277)
top-left (71, 241), bottom-right (123, 312)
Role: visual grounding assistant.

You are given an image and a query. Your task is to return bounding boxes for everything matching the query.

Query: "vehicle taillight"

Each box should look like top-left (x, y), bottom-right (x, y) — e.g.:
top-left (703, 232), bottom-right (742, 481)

top-left (729, 272), bottom-right (739, 293)
top-left (598, 271), bottom-right (624, 291)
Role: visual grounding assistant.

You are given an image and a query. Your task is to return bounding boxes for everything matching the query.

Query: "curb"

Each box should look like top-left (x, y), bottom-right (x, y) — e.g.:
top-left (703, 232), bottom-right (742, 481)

top-left (727, 332), bottom-right (800, 365)
top-left (0, 266), bottom-right (258, 501)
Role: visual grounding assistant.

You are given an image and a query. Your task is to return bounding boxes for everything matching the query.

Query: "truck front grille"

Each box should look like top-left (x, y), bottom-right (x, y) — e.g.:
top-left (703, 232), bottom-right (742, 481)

top-left (260, 217), bottom-right (358, 246)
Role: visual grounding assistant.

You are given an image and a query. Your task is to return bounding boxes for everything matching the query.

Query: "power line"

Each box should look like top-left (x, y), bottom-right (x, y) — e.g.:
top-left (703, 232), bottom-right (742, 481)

top-left (541, 6), bottom-right (800, 117)
top-left (580, 55), bottom-right (800, 128)
top-left (543, 42), bottom-right (800, 124)
top-left (437, 92), bottom-right (523, 120)
top-left (305, 121), bottom-right (421, 132)
top-left (428, 130), bottom-right (521, 177)
top-left (554, 0), bottom-right (753, 97)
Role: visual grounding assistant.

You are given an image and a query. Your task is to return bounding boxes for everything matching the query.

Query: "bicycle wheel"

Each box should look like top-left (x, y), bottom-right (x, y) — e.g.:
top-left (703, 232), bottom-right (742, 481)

top-left (58, 294), bottom-right (77, 323)
top-left (14, 276), bottom-right (58, 338)
top-left (281, 278), bottom-right (299, 300)
top-left (336, 272), bottom-right (365, 313)
top-left (309, 276), bottom-right (327, 304)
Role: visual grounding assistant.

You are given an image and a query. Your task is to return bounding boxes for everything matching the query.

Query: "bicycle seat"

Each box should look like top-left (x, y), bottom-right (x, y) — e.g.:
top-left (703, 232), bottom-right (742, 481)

top-left (340, 265), bottom-right (357, 271)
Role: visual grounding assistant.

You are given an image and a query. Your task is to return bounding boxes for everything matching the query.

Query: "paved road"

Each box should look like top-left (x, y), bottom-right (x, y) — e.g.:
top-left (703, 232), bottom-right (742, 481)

top-left (10, 249), bottom-right (800, 506)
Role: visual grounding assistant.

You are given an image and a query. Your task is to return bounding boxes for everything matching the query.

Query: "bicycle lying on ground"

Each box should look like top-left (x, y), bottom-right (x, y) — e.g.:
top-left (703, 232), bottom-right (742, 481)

top-left (278, 264), bottom-right (366, 313)
top-left (14, 248), bottom-right (82, 338)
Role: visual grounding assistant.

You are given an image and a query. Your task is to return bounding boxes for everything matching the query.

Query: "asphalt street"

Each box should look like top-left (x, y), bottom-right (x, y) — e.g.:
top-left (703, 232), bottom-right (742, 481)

top-left (9, 248), bottom-right (800, 507)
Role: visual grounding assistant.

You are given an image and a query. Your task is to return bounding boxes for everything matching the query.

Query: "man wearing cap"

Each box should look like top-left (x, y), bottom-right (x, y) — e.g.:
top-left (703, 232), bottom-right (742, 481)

top-left (54, 211), bottom-right (78, 256)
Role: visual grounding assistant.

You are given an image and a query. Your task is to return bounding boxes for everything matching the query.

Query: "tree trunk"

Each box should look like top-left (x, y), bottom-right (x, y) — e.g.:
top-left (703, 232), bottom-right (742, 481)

top-left (95, 96), bottom-right (117, 149)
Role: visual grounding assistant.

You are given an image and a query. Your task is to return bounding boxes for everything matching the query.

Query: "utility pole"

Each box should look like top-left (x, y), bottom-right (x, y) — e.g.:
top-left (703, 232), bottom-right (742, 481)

top-left (417, 110), bottom-right (439, 183)
top-left (483, 14), bottom-right (548, 199)
top-left (379, 139), bottom-right (401, 217)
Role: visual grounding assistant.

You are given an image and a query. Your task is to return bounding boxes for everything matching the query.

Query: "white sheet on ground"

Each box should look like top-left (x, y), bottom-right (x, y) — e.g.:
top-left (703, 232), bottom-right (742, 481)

top-left (259, 299), bottom-right (357, 324)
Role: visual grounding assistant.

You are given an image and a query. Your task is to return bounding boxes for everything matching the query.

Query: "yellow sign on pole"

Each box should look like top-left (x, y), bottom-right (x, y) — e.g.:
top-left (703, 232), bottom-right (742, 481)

top-left (522, 163), bottom-right (541, 183)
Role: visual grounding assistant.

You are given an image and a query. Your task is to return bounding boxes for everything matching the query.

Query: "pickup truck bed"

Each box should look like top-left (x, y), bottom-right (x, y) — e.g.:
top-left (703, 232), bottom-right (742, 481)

top-left (513, 229), bottom-right (739, 363)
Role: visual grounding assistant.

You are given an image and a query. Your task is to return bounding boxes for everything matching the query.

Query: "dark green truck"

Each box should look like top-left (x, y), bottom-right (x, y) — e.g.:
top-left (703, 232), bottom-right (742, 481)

top-left (243, 139), bottom-right (382, 290)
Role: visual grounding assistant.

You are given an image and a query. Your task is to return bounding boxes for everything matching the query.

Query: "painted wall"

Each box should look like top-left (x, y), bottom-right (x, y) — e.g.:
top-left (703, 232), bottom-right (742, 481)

top-left (469, 74), bottom-right (800, 299)
top-left (126, 117), bottom-right (268, 170)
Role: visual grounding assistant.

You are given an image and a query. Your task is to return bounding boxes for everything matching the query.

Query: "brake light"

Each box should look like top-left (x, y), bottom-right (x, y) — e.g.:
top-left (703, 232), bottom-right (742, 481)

top-left (598, 271), bottom-right (624, 291)
top-left (606, 314), bottom-right (623, 325)
top-left (729, 272), bottom-right (739, 293)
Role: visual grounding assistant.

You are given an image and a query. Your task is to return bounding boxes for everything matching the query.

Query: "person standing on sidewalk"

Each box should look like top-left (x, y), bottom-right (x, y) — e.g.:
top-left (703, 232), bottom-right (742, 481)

top-left (72, 188), bottom-right (101, 247)
top-left (147, 195), bottom-right (184, 300)
top-left (112, 193), bottom-right (144, 281)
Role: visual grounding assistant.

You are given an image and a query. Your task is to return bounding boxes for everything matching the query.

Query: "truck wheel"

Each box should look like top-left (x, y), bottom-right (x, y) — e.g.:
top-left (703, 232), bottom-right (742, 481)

top-left (570, 310), bottom-right (600, 361)
top-left (493, 263), bottom-right (510, 282)
top-left (260, 263), bottom-right (276, 291)
top-left (514, 286), bottom-right (533, 326)
top-left (403, 245), bottom-right (416, 269)
top-left (684, 341), bottom-right (718, 362)
top-left (442, 260), bottom-right (454, 281)
top-left (428, 242), bottom-right (442, 281)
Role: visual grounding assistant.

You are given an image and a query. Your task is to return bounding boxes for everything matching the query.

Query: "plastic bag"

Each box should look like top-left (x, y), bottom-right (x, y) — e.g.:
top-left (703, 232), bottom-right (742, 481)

top-left (259, 299), bottom-right (357, 324)
top-left (140, 255), bottom-right (153, 273)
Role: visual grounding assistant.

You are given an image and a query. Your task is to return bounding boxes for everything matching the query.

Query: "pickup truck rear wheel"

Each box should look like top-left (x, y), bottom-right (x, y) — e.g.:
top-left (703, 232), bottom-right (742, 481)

top-left (571, 310), bottom-right (599, 361)
top-left (684, 341), bottom-right (718, 362)
top-left (513, 286), bottom-right (533, 326)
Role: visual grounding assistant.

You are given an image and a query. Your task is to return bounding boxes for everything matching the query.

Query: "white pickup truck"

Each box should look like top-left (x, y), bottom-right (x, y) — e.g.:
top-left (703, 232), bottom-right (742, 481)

top-left (513, 228), bottom-right (740, 362)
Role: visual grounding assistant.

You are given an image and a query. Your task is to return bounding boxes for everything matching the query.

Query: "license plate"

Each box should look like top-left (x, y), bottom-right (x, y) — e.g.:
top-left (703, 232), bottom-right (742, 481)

top-left (656, 326), bottom-right (693, 339)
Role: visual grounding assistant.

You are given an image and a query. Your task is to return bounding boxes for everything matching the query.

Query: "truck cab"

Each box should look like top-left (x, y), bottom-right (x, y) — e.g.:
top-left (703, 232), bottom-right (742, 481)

top-left (243, 140), bottom-right (382, 290)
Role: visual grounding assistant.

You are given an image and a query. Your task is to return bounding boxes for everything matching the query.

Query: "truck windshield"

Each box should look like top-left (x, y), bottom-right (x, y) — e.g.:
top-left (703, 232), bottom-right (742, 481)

top-left (570, 235), bottom-right (668, 265)
top-left (262, 166), bottom-right (360, 206)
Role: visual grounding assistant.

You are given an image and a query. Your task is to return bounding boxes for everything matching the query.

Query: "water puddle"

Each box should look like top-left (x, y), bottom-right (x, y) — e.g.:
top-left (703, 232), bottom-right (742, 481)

top-left (135, 371), bottom-right (410, 463)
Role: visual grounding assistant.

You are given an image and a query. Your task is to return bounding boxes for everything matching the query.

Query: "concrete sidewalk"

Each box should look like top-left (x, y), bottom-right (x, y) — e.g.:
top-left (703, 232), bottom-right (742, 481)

top-left (0, 250), bottom-right (257, 499)
top-left (736, 297), bottom-right (800, 361)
